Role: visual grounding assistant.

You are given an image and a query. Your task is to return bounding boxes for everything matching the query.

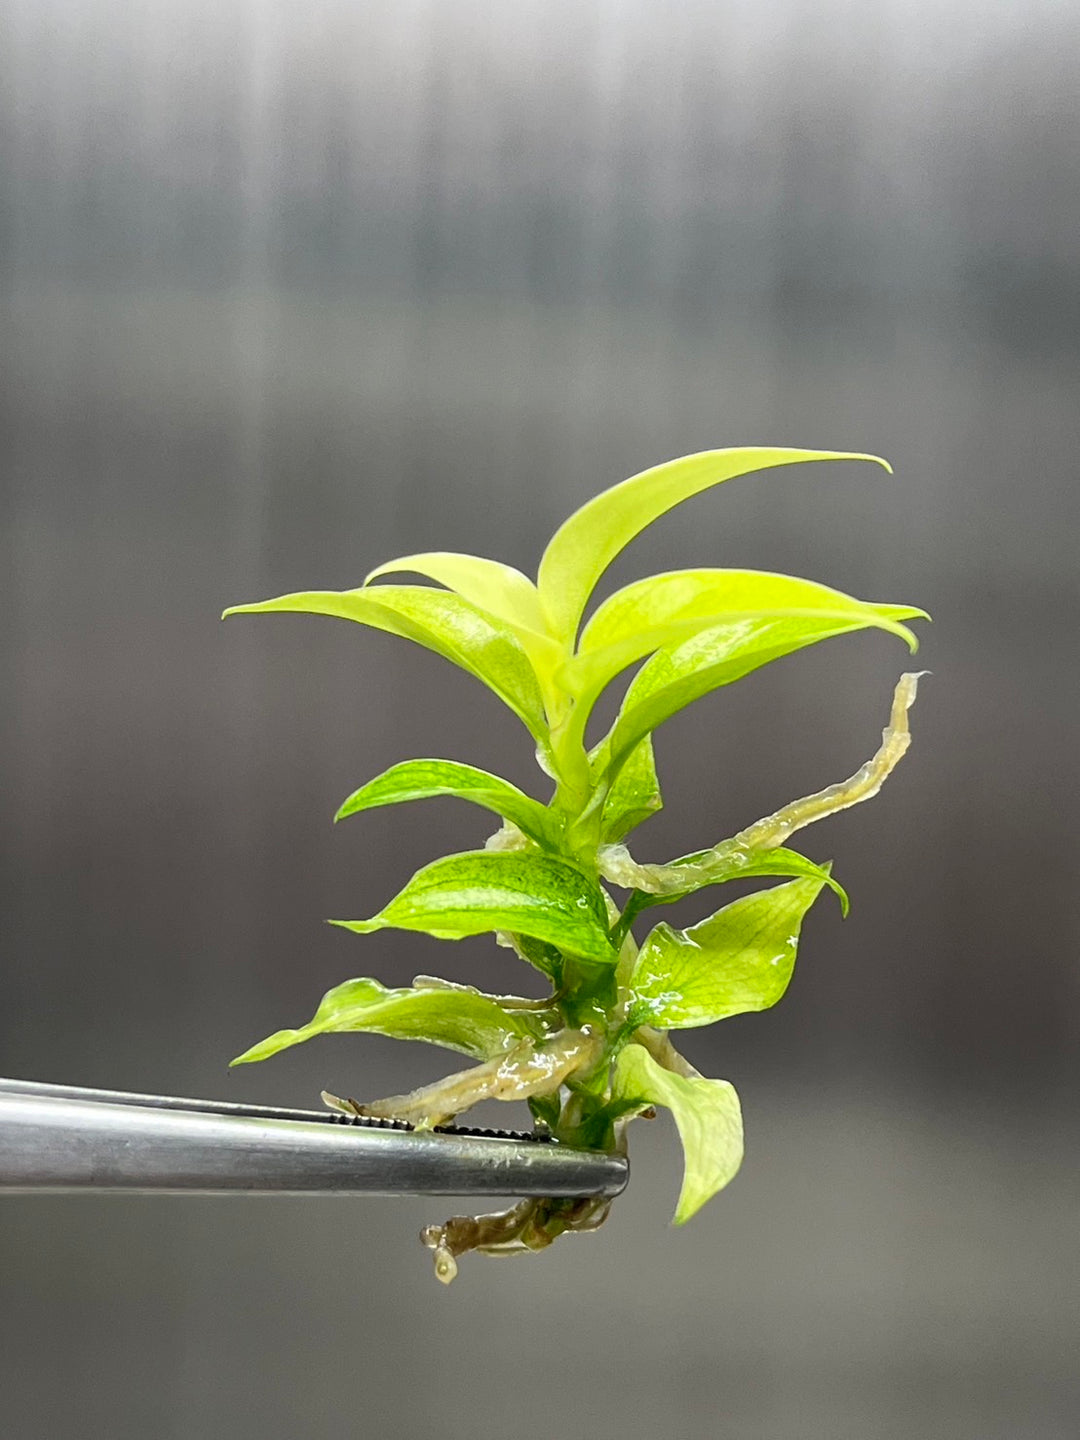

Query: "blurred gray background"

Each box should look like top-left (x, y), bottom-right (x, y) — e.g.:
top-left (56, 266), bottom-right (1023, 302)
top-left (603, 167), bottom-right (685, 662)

top-left (2, 1), bottom-right (1077, 1436)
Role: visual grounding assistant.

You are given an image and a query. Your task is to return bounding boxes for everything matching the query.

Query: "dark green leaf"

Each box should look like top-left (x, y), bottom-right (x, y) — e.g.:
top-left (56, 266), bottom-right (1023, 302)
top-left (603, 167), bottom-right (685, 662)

top-left (504, 932), bottom-right (565, 981)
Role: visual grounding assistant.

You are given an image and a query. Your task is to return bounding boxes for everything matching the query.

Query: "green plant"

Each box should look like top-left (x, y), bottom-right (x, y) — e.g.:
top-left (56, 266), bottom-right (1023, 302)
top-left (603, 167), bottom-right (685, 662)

top-left (225, 447), bottom-right (927, 1283)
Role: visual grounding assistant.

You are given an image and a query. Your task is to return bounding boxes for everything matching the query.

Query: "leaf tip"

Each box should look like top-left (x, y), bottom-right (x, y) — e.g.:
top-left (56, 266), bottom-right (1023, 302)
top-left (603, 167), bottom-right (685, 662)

top-left (820, 864), bottom-right (851, 918)
top-left (327, 917), bottom-right (381, 938)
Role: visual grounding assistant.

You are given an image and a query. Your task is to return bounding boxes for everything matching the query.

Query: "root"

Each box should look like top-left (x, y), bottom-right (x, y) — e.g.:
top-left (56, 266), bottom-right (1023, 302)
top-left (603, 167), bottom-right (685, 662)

top-left (323, 1027), bottom-right (603, 1129)
top-left (600, 672), bottom-right (923, 894)
top-left (420, 1193), bottom-right (614, 1285)
top-left (730, 670), bottom-right (924, 851)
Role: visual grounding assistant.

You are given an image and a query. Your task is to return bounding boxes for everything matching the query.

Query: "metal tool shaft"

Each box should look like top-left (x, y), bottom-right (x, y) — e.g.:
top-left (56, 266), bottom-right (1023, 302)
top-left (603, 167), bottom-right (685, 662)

top-left (0, 1082), bottom-right (628, 1199)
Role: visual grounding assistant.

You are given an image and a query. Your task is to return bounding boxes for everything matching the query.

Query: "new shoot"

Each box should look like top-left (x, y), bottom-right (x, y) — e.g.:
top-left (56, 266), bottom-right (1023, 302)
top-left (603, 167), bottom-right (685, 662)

top-left (225, 447), bottom-right (928, 1283)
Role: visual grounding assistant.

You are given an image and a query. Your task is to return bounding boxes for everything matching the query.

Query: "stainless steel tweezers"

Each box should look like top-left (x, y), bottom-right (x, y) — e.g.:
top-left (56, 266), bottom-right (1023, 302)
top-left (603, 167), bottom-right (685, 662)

top-left (0, 1077), bottom-right (628, 1200)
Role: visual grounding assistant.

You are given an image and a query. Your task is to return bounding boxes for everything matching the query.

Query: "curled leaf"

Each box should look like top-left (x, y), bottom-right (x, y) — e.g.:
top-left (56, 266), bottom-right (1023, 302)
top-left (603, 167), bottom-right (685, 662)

top-left (612, 1043), bottom-right (744, 1224)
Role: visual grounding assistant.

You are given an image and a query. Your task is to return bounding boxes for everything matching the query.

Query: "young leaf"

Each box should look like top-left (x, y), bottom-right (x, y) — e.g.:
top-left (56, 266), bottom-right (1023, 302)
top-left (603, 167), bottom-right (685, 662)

top-left (363, 552), bottom-right (562, 678)
top-left (332, 850), bottom-right (619, 965)
top-left (231, 976), bottom-right (544, 1067)
top-left (598, 606), bottom-right (923, 783)
top-left (364, 552), bottom-right (548, 635)
top-left (612, 1043), bottom-right (744, 1224)
top-left (335, 759), bottom-right (560, 850)
top-left (223, 585), bottom-right (548, 742)
top-left (599, 735), bottom-right (663, 843)
top-left (598, 843), bottom-right (848, 915)
top-left (627, 873), bottom-right (830, 1031)
top-left (566, 569), bottom-right (926, 701)
top-left (536, 447), bottom-right (891, 643)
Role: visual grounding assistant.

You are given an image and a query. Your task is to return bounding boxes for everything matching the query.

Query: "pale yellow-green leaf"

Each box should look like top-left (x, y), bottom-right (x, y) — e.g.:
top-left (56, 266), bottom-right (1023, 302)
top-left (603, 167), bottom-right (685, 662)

top-left (365, 552), bottom-right (546, 632)
top-left (537, 448), bottom-right (891, 643)
top-left (224, 584), bottom-right (548, 741)
top-left (612, 1043), bottom-right (744, 1224)
top-left (363, 552), bottom-right (562, 683)
top-left (597, 604), bottom-right (922, 783)
top-left (566, 568), bottom-right (925, 701)
top-left (231, 977), bottom-right (543, 1066)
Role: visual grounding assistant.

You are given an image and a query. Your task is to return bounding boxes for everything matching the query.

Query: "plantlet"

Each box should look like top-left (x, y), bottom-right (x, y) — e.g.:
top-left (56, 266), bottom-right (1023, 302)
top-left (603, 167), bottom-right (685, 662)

top-left (225, 447), bottom-right (927, 1284)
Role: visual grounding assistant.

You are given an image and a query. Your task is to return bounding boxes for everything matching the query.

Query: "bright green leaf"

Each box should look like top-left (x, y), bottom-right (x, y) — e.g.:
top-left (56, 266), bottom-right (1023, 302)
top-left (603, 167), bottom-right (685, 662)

top-left (537, 448), bottom-right (891, 643)
top-left (600, 735), bottom-right (663, 843)
top-left (223, 585), bottom-right (548, 742)
top-left (334, 758), bottom-right (560, 850)
top-left (598, 604), bottom-right (923, 783)
top-left (567, 568), bottom-right (926, 701)
top-left (332, 850), bottom-right (619, 965)
top-left (231, 976), bottom-right (543, 1067)
top-left (628, 873), bottom-right (830, 1031)
top-left (611, 1043), bottom-right (744, 1224)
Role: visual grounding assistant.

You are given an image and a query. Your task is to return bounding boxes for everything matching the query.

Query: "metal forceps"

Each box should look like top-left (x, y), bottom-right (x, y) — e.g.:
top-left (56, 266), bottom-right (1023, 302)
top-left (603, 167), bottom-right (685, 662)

top-left (0, 1076), bottom-right (628, 1200)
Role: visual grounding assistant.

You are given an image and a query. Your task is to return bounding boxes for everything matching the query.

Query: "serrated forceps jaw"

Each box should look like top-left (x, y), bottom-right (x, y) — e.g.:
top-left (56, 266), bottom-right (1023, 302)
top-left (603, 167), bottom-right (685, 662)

top-left (0, 1078), bottom-right (629, 1200)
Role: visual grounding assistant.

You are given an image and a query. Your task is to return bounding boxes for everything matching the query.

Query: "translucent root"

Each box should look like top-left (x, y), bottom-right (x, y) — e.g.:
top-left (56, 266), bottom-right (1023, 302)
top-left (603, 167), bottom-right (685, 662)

top-left (420, 1194), bottom-right (613, 1284)
top-left (599, 672), bottom-right (924, 894)
top-left (323, 1027), bottom-right (603, 1129)
top-left (731, 670), bottom-right (924, 851)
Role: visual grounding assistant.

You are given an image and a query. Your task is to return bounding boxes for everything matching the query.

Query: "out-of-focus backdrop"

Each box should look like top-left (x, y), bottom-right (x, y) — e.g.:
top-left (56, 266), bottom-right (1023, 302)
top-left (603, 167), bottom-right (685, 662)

top-left (2, 2), bottom-right (1077, 1436)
